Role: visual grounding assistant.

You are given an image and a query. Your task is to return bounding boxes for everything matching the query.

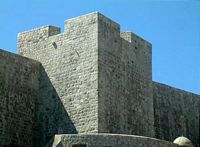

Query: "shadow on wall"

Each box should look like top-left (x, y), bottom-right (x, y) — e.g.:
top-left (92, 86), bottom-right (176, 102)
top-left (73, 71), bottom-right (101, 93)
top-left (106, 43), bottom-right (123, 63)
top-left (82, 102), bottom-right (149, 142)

top-left (34, 65), bottom-right (77, 147)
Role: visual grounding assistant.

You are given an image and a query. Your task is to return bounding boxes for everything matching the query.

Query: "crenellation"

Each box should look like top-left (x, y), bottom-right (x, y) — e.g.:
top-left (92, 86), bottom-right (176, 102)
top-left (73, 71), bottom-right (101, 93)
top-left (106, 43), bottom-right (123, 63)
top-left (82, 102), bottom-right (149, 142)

top-left (18, 25), bottom-right (61, 37)
top-left (120, 31), bottom-right (152, 79)
top-left (64, 12), bottom-right (98, 32)
top-left (18, 25), bottom-right (61, 56)
top-left (98, 12), bottom-right (120, 32)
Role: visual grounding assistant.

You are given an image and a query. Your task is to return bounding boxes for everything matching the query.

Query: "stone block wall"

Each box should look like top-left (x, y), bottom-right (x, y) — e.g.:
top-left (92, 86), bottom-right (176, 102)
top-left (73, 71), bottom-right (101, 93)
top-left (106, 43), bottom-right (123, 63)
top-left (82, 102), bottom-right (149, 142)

top-left (98, 13), bottom-right (154, 137)
top-left (18, 25), bottom-right (61, 56)
top-left (18, 12), bottom-right (155, 139)
top-left (0, 49), bottom-right (40, 147)
top-left (18, 13), bottom-right (99, 146)
top-left (153, 82), bottom-right (200, 147)
top-left (16, 12), bottom-right (200, 147)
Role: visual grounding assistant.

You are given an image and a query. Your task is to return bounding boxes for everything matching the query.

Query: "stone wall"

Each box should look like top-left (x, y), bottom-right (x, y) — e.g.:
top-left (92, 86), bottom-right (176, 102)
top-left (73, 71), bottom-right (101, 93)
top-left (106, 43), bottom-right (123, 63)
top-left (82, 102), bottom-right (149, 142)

top-left (16, 12), bottom-right (200, 146)
top-left (46, 134), bottom-right (178, 147)
top-left (0, 49), bottom-right (40, 147)
top-left (98, 13), bottom-right (154, 137)
top-left (18, 13), bottom-right (99, 146)
top-left (18, 12), bottom-right (155, 140)
top-left (153, 81), bottom-right (200, 147)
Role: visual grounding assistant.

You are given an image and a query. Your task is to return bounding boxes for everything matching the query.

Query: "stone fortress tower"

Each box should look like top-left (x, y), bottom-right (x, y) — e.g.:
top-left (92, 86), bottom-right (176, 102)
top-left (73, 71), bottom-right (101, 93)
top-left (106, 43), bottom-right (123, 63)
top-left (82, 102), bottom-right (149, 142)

top-left (0, 12), bottom-right (199, 147)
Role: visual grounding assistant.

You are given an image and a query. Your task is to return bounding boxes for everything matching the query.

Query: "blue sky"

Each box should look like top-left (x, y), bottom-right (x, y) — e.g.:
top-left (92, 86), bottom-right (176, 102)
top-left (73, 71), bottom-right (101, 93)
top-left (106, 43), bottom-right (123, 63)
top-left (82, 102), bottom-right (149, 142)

top-left (0, 0), bottom-right (199, 94)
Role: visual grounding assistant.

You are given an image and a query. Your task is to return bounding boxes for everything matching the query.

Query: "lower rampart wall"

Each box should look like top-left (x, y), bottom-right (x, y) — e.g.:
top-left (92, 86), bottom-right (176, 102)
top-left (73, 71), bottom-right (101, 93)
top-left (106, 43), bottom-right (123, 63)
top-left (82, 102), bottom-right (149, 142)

top-left (153, 81), bottom-right (200, 147)
top-left (0, 49), bottom-right (40, 147)
top-left (46, 134), bottom-right (177, 147)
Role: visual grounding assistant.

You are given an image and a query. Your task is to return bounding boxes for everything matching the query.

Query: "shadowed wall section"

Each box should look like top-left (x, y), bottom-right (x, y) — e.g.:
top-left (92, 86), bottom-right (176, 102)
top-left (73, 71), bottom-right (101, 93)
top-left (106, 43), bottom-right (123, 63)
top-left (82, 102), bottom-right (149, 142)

top-left (35, 66), bottom-right (77, 146)
top-left (18, 13), bottom-right (99, 146)
top-left (0, 49), bottom-right (77, 147)
top-left (0, 49), bottom-right (40, 147)
top-left (153, 81), bottom-right (200, 147)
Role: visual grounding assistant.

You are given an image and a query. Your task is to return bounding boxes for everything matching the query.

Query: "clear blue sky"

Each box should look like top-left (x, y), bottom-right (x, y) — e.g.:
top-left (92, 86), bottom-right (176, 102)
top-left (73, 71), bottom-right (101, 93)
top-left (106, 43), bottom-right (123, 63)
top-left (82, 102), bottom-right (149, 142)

top-left (0, 0), bottom-right (199, 94)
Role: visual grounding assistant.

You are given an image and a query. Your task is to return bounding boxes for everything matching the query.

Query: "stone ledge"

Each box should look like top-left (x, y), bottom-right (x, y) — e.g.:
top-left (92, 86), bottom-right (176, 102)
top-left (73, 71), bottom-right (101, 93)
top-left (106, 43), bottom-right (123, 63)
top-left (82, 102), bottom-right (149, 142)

top-left (46, 134), bottom-right (178, 147)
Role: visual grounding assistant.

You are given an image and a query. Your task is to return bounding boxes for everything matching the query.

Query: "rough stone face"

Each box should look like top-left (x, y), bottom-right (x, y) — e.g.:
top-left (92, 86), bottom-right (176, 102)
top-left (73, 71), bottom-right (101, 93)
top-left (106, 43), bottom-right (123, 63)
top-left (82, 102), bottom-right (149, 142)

top-left (45, 134), bottom-right (178, 147)
top-left (17, 12), bottom-right (155, 145)
top-left (18, 13), bottom-right (99, 146)
top-left (0, 49), bottom-right (40, 147)
top-left (98, 15), bottom-right (154, 136)
top-left (153, 82), bottom-right (200, 147)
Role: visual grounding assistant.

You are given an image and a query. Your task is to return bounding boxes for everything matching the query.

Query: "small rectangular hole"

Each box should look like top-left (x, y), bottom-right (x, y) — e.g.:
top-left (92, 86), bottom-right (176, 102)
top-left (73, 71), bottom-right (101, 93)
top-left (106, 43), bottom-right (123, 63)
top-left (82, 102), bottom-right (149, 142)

top-left (72, 144), bottom-right (86, 147)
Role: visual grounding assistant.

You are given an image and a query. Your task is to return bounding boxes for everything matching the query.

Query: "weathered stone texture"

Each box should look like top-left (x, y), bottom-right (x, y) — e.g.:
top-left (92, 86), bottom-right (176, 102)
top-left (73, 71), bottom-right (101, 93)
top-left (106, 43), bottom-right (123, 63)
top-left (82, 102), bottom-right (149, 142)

top-left (18, 13), bottom-right (99, 146)
top-left (98, 14), bottom-right (154, 136)
top-left (18, 12), bottom-right (155, 141)
top-left (153, 82), bottom-right (200, 147)
top-left (0, 49), bottom-right (40, 147)
top-left (0, 12), bottom-right (196, 147)
top-left (46, 134), bottom-right (178, 147)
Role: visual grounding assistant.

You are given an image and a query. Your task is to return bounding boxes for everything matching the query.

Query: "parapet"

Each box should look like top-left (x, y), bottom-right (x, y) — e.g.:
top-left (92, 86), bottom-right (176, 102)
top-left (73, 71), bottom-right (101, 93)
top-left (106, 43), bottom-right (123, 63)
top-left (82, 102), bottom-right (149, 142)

top-left (18, 26), bottom-right (60, 48)
top-left (17, 25), bottom-right (60, 55)
top-left (64, 12), bottom-right (120, 32)
top-left (120, 31), bottom-right (152, 48)
top-left (18, 12), bottom-right (152, 56)
top-left (18, 25), bottom-right (61, 37)
top-left (17, 12), bottom-right (152, 46)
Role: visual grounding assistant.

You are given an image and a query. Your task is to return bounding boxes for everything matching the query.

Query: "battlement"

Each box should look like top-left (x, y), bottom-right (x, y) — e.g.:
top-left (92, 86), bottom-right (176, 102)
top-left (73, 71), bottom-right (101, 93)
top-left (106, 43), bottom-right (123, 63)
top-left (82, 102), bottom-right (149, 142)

top-left (18, 25), bottom-right (60, 39)
top-left (121, 31), bottom-right (145, 43)
top-left (18, 25), bottom-right (61, 55)
top-left (64, 12), bottom-right (120, 32)
top-left (17, 12), bottom-right (152, 80)
top-left (18, 12), bottom-right (121, 41)
top-left (18, 12), bottom-right (151, 58)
